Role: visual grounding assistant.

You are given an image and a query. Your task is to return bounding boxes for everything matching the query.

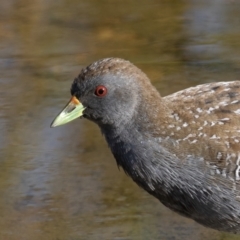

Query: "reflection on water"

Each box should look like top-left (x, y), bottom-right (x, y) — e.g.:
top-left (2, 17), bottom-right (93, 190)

top-left (0, 0), bottom-right (240, 239)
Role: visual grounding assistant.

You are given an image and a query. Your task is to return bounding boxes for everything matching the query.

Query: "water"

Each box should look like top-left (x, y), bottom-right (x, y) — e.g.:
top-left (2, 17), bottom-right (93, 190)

top-left (0, 0), bottom-right (240, 239)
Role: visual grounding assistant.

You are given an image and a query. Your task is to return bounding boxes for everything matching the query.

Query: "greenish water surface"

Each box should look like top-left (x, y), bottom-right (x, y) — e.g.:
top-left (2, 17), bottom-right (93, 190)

top-left (0, 0), bottom-right (240, 239)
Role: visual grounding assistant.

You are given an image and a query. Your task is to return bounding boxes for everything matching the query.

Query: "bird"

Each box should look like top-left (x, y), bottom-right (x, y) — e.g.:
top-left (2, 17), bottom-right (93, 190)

top-left (51, 57), bottom-right (240, 234)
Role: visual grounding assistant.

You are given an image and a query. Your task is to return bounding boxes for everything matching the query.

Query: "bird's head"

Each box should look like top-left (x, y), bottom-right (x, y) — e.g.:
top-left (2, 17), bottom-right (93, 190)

top-left (51, 58), bottom-right (161, 131)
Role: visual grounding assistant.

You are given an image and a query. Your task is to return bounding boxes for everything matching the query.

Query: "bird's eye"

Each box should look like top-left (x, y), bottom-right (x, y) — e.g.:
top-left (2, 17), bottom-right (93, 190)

top-left (94, 85), bottom-right (108, 97)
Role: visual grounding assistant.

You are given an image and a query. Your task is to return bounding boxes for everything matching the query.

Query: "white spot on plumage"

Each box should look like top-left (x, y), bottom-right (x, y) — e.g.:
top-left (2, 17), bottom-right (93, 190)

top-left (235, 154), bottom-right (240, 180)
top-left (223, 88), bottom-right (231, 91)
top-left (217, 152), bottom-right (222, 160)
top-left (208, 107), bottom-right (215, 112)
top-left (226, 153), bottom-right (231, 161)
top-left (210, 122), bottom-right (216, 126)
top-left (210, 134), bottom-right (219, 139)
top-left (183, 122), bottom-right (188, 127)
top-left (222, 169), bottom-right (227, 177)
top-left (219, 101), bottom-right (229, 107)
top-left (173, 113), bottom-right (180, 120)
top-left (219, 118), bottom-right (230, 122)
top-left (234, 109), bottom-right (240, 114)
top-left (225, 141), bottom-right (230, 148)
top-left (183, 134), bottom-right (195, 141)
top-left (189, 139), bottom-right (198, 144)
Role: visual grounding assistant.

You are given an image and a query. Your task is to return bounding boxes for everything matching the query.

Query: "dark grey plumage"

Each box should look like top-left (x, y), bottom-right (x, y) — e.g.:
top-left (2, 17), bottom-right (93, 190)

top-left (55, 58), bottom-right (240, 234)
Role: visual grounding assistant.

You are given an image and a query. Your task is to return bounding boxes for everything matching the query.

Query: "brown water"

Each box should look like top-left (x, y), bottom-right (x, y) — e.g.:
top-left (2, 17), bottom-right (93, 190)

top-left (1, 0), bottom-right (240, 239)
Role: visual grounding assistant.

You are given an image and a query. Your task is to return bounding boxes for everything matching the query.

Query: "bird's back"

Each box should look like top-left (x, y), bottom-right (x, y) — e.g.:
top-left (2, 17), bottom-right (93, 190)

top-left (163, 81), bottom-right (240, 183)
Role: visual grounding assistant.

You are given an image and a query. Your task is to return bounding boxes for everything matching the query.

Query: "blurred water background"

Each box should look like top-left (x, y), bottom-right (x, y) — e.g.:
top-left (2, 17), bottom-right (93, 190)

top-left (0, 0), bottom-right (240, 239)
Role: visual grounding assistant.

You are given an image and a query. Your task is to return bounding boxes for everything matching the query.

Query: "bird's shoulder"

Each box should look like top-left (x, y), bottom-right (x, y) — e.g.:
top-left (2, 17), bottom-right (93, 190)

top-left (159, 81), bottom-right (240, 185)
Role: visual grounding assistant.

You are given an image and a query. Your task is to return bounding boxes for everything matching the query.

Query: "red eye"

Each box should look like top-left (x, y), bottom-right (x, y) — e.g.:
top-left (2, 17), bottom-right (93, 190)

top-left (94, 85), bottom-right (108, 97)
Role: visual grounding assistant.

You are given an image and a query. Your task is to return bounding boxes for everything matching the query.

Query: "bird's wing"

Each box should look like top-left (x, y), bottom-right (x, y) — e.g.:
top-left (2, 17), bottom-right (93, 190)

top-left (162, 81), bottom-right (240, 190)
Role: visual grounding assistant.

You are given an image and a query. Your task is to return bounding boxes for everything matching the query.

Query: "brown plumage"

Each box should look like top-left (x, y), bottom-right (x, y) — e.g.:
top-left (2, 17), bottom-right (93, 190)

top-left (164, 81), bottom-right (240, 180)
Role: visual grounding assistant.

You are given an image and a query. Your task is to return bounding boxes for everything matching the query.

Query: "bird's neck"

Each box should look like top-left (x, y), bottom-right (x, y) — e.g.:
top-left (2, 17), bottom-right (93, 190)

top-left (100, 101), bottom-right (176, 193)
top-left (99, 86), bottom-right (179, 191)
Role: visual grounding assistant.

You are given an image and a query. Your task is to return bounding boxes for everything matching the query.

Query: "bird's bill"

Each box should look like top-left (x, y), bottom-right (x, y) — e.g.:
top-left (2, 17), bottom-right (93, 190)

top-left (51, 96), bottom-right (85, 127)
